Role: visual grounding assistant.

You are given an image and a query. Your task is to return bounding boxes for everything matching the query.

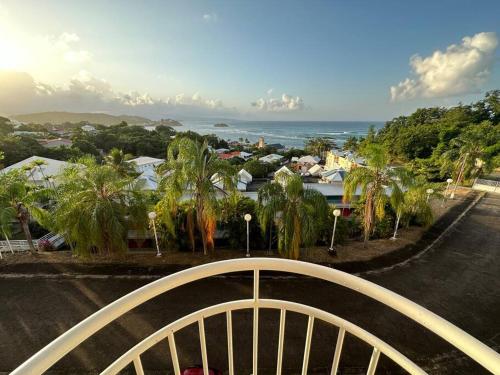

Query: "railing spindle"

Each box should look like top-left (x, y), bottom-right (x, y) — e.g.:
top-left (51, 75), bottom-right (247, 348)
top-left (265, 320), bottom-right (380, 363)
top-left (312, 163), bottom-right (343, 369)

top-left (366, 347), bottom-right (380, 375)
top-left (198, 319), bottom-right (209, 375)
top-left (226, 311), bottom-right (234, 375)
top-left (168, 333), bottom-right (181, 375)
top-left (253, 269), bottom-right (260, 375)
top-left (276, 309), bottom-right (286, 375)
top-left (301, 316), bottom-right (315, 375)
top-left (132, 356), bottom-right (144, 375)
top-left (330, 327), bottom-right (345, 375)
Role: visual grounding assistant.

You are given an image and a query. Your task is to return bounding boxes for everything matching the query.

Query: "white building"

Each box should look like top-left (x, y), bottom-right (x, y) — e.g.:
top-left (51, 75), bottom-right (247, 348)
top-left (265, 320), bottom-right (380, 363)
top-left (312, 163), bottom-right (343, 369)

top-left (127, 156), bottom-right (165, 174)
top-left (81, 125), bottom-right (97, 133)
top-left (239, 151), bottom-right (253, 161)
top-left (259, 154), bottom-right (284, 164)
top-left (0, 156), bottom-right (73, 186)
top-left (308, 164), bottom-right (324, 177)
top-left (237, 169), bottom-right (253, 191)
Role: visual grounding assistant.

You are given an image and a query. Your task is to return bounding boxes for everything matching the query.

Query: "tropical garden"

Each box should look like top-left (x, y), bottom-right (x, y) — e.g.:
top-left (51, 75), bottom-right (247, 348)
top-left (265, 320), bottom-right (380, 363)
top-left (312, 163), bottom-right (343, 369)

top-left (0, 91), bottom-right (498, 260)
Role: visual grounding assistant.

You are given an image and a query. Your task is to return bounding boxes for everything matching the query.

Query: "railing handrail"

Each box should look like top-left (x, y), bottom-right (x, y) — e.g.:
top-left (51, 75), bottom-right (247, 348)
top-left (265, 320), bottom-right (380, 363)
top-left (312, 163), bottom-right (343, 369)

top-left (11, 258), bottom-right (500, 374)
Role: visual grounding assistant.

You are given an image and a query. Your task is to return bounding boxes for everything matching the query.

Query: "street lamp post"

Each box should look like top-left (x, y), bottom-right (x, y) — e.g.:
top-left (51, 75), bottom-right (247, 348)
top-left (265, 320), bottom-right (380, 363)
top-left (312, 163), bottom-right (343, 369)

top-left (148, 211), bottom-right (161, 257)
top-left (328, 209), bottom-right (341, 255)
top-left (244, 213), bottom-right (252, 257)
top-left (442, 178), bottom-right (453, 206)
top-left (426, 188), bottom-right (434, 203)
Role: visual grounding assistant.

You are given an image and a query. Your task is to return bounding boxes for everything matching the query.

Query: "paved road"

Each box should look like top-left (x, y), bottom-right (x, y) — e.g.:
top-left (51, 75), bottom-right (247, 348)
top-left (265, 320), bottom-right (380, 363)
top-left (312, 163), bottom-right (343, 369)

top-left (1, 195), bottom-right (499, 374)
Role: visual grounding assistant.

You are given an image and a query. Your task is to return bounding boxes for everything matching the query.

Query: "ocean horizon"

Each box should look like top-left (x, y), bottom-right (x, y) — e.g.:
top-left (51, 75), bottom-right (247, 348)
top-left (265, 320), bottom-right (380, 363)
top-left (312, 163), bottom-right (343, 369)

top-left (176, 119), bottom-right (384, 149)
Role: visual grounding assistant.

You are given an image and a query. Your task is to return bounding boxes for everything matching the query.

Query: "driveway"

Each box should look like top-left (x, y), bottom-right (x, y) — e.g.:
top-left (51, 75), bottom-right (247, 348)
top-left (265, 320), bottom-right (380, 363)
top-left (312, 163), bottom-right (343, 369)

top-left (1, 194), bottom-right (499, 374)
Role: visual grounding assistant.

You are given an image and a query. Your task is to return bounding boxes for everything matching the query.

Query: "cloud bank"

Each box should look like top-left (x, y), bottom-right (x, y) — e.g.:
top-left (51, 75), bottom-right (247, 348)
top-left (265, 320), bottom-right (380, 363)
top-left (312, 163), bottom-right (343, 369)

top-left (251, 93), bottom-right (305, 112)
top-left (0, 70), bottom-right (235, 118)
top-left (390, 32), bottom-right (498, 101)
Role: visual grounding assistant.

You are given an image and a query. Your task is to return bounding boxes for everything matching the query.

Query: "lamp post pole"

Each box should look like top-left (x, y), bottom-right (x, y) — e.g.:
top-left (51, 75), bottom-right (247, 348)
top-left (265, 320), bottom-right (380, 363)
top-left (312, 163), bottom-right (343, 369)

top-left (148, 211), bottom-right (161, 257)
top-left (244, 214), bottom-right (252, 257)
top-left (442, 178), bottom-right (453, 207)
top-left (328, 209), bottom-right (341, 255)
top-left (426, 188), bottom-right (434, 203)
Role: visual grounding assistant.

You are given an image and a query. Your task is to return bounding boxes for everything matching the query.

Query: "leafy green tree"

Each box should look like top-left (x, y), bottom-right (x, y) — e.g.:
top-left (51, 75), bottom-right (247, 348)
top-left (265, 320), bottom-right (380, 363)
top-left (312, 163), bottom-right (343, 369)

top-left (391, 175), bottom-right (434, 239)
top-left (50, 158), bottom-right (148, 256)
top-left (243, 159), bottom-right (274, 178)
top-left (105, 148), bottom-right (136, 177)
top-left (344, 144), bottom-right (406, 242)
top-left (257, 173), bottom-right (329, 259)
top-left (0, 171), bottom-right (48, 253)
top-left (0, 116), bottom-right (14, 136)
top-left (304, 137), bottom-right (336, 159)
top-left (158, 138), bottom-right (236, 254)
top-left (441, 122), bottom-right (500, 190)
top-left (343, 136), bottom-right (359, 151)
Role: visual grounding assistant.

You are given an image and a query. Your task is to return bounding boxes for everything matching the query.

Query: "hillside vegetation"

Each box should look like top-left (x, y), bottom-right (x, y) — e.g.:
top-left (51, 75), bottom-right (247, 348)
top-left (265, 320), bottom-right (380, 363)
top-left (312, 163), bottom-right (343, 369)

top-left (12, 112), bottom-right (152, 126)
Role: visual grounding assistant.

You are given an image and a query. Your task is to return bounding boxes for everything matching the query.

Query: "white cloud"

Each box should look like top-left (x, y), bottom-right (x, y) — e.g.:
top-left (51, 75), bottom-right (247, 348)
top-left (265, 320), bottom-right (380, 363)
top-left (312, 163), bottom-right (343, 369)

top-left (0, 70), bottom-right (233, 118)
top-left (202, 12), bottom-right (218, 23)
top-left (34, 32), bottom-right (93, 65)
top-left (391, 32), bottom-right (498, 101)
top-left (251, 93), bottom-right (305, 112)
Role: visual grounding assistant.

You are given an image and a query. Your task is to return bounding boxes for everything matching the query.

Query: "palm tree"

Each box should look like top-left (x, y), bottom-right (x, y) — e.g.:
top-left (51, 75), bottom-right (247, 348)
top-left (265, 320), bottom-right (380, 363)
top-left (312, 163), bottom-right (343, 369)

top-left (0, 198), bottom-right (16, 254)
top-left (390, 175), bottom-right (434, 239)
top-left (0, 171), bottom-right (47, 254)
top-left (441, 123), bottom-right (497, 195)
top-left (344, 144), bottom-right (406, 242)
top-left (105, 148), bottom-right (136, 177)
top-left (158, 138), bottom-right (236, 255)
top-left (257, 181), bottom-right (284, 252)
top-left (257, 173), bottom-right (329, 259)
top-left (305, 137), bottom-right (336, 159)
top-left (51, 157), bottom-right (148, 256)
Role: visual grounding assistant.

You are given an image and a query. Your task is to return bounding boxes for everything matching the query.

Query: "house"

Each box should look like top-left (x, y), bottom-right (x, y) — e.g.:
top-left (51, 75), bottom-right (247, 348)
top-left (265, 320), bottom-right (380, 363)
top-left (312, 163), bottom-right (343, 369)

top-left (237, 169), bottom-right (253, 191)
top-left (239, 151), bottom-right (253, 161)
top-left (297, 155), bottom-right (320, 165)
top-left (218, 151), bottom-right (241, 160)
top-left (274, 165), bottom-right (294, 186)
top-left (215, 148), bottom-right (230, 154)
top-left (127, 156), bottom-right (165, 174)
top-left (308, 164), bottom-right (324, 177)
top-left (39, 138), bottom-right (73, 149)
top-left (0, 156), bottom-right (73, 186)
top-left (321, 168), bottom-right (346, 183)
top-left (81, 124), bottom-right (97, 133)
top-left (259, 154), bottom-right (284, 164)
top-left (325, 149), bottom-right (365, 172)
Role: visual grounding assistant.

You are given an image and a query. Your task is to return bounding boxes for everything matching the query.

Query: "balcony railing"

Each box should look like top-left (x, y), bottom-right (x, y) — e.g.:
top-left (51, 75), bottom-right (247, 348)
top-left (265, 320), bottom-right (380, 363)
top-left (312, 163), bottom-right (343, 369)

top-left (11, 258), bottom-right (500, 374)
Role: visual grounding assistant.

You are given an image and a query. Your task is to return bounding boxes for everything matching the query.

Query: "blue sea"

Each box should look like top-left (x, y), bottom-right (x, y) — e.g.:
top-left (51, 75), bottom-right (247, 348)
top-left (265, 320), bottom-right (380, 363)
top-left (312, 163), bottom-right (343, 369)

top-left (177, 119), bottom-right (384, 149)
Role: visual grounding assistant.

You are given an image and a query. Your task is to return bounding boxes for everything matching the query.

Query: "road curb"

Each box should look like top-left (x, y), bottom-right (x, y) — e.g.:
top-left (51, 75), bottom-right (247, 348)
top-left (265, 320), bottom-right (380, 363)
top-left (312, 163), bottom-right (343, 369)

top-left (358, 191), bottom-right (485, 276)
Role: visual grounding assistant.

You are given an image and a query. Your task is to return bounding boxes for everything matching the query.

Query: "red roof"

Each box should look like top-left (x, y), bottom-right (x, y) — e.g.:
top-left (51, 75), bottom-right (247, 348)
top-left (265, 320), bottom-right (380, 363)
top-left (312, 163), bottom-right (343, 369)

top-left (218, 151), bottom-right (240, 160)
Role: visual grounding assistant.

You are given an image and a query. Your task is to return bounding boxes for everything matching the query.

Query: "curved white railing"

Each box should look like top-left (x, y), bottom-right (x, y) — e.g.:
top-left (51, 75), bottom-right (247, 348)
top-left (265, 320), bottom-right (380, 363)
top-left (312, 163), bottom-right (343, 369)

top-left (11, 258), bottom-right (500, 375)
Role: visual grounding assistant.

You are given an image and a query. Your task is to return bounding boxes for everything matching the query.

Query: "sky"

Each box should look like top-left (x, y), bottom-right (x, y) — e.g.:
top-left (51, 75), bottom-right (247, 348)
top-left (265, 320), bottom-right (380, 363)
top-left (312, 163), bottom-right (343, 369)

top-left (0, 0), bottom-right (499, 121)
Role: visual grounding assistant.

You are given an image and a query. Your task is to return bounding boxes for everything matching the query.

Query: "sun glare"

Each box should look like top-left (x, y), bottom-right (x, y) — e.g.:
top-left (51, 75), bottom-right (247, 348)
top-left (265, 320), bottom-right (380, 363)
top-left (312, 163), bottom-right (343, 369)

top-left (0, 35), bottom-right (25, 69)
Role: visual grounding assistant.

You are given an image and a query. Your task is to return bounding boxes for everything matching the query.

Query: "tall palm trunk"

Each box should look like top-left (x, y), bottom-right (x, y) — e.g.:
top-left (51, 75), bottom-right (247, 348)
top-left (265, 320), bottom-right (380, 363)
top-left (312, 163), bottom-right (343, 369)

top-left (363, 190), bottom-right (375, 243)
top-left (196, 197), bottom-right (208, 255)
top-left (17, 204), bottom-right (36, 254)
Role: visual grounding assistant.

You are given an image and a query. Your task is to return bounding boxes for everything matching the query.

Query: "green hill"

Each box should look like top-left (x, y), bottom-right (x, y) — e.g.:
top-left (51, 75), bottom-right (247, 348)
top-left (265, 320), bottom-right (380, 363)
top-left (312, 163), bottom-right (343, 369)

top-left (12, 112), bottom-right (153, 126)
